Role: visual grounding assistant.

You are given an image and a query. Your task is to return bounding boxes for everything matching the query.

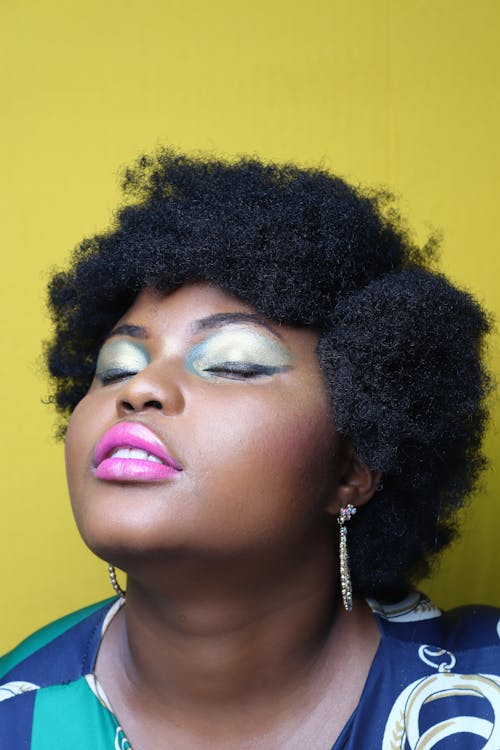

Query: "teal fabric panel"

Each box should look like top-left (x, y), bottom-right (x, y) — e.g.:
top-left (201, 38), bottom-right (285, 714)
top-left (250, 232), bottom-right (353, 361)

top-left (31, 677), bottom-right (120, 749)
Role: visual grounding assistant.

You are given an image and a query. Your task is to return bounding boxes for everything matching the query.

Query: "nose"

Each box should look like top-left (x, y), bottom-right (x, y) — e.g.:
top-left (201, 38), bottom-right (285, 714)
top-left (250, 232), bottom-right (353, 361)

top-left (115, 363), bottom-right (185, 417)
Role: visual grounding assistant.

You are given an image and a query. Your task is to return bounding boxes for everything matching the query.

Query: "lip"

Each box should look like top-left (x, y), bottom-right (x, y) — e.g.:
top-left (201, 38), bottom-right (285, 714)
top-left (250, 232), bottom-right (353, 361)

top-left (93, 421), bottom-right (182, 483)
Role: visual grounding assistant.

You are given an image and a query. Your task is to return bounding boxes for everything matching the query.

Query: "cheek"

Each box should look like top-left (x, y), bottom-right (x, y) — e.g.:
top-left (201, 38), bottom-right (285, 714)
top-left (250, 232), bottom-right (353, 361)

top-left (189, 389), bottom-right (338, 534)
top-left (64, 395), bottom-right (104, 498)
top-left (65, 403), bottom-right (83, 482)
top-left (247, 405), bottom-right (332, 478)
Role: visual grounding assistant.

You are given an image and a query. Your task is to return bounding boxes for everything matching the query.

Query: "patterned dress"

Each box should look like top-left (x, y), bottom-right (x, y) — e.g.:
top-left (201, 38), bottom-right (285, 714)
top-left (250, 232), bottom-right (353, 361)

top-left (1, 593), bottom-right (499, 749)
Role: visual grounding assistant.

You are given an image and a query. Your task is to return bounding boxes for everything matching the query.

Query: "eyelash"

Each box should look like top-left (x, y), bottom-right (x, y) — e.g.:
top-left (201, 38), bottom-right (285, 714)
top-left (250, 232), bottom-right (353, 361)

top-left (202, 362), bottom-right (282, 379)
top-left (96, 368), bottom-right (139, 385)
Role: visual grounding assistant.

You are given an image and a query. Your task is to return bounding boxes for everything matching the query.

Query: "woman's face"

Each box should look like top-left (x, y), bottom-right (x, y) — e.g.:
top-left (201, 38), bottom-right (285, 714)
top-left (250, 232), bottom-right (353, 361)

top-left (65, 283), bottom-right (344, 569)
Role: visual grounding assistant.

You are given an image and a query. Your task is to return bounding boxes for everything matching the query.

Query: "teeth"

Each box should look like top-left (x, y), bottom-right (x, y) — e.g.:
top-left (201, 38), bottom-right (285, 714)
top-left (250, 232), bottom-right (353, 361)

top-left (112, 448), bottom-right (134, 459)
top-left (110, 447), bottom-right (164, 464)
top-left (147, 454), bottom-right (162, 463)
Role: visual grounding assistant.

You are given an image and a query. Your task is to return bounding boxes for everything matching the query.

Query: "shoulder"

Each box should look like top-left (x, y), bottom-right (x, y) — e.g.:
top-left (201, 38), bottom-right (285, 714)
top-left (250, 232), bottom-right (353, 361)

top-left (368, 591), bottom-right (500, 652)
top-left (440, 603), bottom-right (500, 650)
top-left (0, 597), bottom-right (119, 688)
top-left (0, 598), bottom-right (121, 747)
top-left (354, 597), bottom-right (500, 750)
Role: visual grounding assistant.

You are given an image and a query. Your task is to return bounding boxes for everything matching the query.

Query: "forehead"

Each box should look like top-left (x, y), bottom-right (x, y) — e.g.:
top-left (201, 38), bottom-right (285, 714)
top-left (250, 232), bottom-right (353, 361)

top-left (121, 283), bottom-right (258, 325)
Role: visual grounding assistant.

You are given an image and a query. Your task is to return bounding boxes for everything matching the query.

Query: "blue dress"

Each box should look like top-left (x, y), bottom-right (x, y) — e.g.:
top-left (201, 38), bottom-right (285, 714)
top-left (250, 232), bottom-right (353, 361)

top-left (1, 593), bottom-right (499, 749)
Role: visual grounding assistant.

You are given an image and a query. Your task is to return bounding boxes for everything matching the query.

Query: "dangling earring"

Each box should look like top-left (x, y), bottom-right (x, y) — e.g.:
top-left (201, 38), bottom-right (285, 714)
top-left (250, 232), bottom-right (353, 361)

top-left (338, 504), bottom-right (356, 612)
top-left (108, 564), bottom-right (126, 598)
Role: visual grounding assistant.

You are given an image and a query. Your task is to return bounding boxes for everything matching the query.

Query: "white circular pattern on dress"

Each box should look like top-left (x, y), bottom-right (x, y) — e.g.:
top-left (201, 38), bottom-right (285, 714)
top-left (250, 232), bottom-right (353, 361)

top-left (382, 667), bottom-right (500, 748)
top-left (418, 645), bottom-right (456, 673)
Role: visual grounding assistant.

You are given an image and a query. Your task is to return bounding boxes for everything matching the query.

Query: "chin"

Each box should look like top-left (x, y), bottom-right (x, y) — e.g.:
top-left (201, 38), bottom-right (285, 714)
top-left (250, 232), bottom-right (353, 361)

top-left (73, 509), bottom-right (184, 565)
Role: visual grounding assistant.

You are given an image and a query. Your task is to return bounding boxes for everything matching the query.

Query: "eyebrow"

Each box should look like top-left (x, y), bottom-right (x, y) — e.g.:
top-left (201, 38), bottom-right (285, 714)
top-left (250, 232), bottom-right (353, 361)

top-left (106, 324), bottom-right (148, 340)
top-left (191, 313), bottom-right (284, 340)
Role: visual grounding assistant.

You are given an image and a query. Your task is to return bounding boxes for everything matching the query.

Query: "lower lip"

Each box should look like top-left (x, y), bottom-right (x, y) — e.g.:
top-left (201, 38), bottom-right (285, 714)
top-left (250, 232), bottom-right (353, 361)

top-left (94, 458), bottom-right (180, 482)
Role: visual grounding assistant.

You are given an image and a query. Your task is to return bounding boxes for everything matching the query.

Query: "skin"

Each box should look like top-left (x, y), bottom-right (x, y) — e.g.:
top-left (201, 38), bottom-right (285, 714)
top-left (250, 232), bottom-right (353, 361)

top-left (65, 283), bottom-right (381, 750)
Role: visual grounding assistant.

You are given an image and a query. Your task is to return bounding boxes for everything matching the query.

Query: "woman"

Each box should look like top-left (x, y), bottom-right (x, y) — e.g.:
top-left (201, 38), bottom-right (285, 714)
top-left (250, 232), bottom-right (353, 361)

top-left (1, 150), bottom-right (499, 749)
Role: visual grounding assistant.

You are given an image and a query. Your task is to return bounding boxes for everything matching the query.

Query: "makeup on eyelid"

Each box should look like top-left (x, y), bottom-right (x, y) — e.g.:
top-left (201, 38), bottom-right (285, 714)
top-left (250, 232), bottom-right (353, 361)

top-left (95, 324), bottom-right (292, 384)
top-left (186, 327), bottom-right (293, 378)
top-left (95, 339), bottom-right (150, 383)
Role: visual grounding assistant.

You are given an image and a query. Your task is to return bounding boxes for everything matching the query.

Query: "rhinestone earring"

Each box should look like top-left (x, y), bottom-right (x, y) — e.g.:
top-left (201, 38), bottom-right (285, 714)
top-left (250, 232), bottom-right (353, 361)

top-left (108, 564), bottom-right (126, 598)
top-left (338, 504), bottom-right (356, 612)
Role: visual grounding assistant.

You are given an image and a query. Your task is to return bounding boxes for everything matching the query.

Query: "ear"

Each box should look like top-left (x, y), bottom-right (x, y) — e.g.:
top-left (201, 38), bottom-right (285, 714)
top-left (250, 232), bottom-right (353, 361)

top-left (325, 441), bottom-right (382, 516)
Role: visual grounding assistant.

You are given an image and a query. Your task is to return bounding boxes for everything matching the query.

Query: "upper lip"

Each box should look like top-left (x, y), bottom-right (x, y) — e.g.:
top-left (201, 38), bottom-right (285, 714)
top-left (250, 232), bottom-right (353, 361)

top-left (93, 421), bottom-right (183, 471)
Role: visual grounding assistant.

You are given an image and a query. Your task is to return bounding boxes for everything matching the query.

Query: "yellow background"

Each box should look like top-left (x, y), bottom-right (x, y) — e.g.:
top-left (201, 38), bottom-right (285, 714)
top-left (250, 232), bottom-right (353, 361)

top-left (1, 0), bottom-right (499, 653)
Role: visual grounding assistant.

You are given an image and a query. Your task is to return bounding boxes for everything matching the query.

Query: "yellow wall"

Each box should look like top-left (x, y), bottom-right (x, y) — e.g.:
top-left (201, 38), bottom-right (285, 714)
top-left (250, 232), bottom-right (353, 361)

top-left (1, 0), bottom-right (499, 652)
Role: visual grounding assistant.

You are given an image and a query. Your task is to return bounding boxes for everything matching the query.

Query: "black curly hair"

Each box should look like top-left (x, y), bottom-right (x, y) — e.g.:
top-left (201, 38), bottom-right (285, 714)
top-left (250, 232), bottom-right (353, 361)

top-left (46, 149), bottom-right (491, 600)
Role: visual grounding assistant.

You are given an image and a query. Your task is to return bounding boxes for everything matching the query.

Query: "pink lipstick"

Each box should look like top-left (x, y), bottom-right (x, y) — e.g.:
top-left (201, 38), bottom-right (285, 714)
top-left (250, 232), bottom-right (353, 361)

top-left (93, 422), bottom-right (182, 482)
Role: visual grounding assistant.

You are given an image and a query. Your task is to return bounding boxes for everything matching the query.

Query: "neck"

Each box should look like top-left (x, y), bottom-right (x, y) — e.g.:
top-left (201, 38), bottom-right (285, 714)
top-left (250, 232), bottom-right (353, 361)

top-left (95, 537), bottom-right (382, 749)
top-left (101, 536), bottom-right (348, 711)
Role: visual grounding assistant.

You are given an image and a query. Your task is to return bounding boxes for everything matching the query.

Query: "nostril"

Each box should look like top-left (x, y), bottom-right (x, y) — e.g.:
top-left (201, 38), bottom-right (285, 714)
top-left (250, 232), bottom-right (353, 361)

top-left (121, 398), bottom-right (163, 412)
top-left (145, 400), bottom-right (162, 410)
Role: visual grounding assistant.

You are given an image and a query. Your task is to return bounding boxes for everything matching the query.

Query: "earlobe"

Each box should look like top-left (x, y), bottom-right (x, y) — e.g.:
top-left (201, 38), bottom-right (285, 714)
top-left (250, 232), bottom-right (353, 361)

top-left (325, 444), bottom-right (382, 516)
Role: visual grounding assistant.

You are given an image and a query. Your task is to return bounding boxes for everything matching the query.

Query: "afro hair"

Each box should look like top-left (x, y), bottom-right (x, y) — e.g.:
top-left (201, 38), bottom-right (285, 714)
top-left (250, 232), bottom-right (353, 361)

top-left (46, 149), bottom-right (492, 600)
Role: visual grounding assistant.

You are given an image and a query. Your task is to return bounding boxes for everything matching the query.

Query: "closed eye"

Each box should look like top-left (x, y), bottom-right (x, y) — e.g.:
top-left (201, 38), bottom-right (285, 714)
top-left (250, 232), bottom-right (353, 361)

top-left (185, 326), bottom-right (293, 381)
top-left (94, 339), bottom-right (151, 386)
top-left (97, 368), bottom-right (139, 385)
top-left (202, 362), bottom-right (290, 379)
